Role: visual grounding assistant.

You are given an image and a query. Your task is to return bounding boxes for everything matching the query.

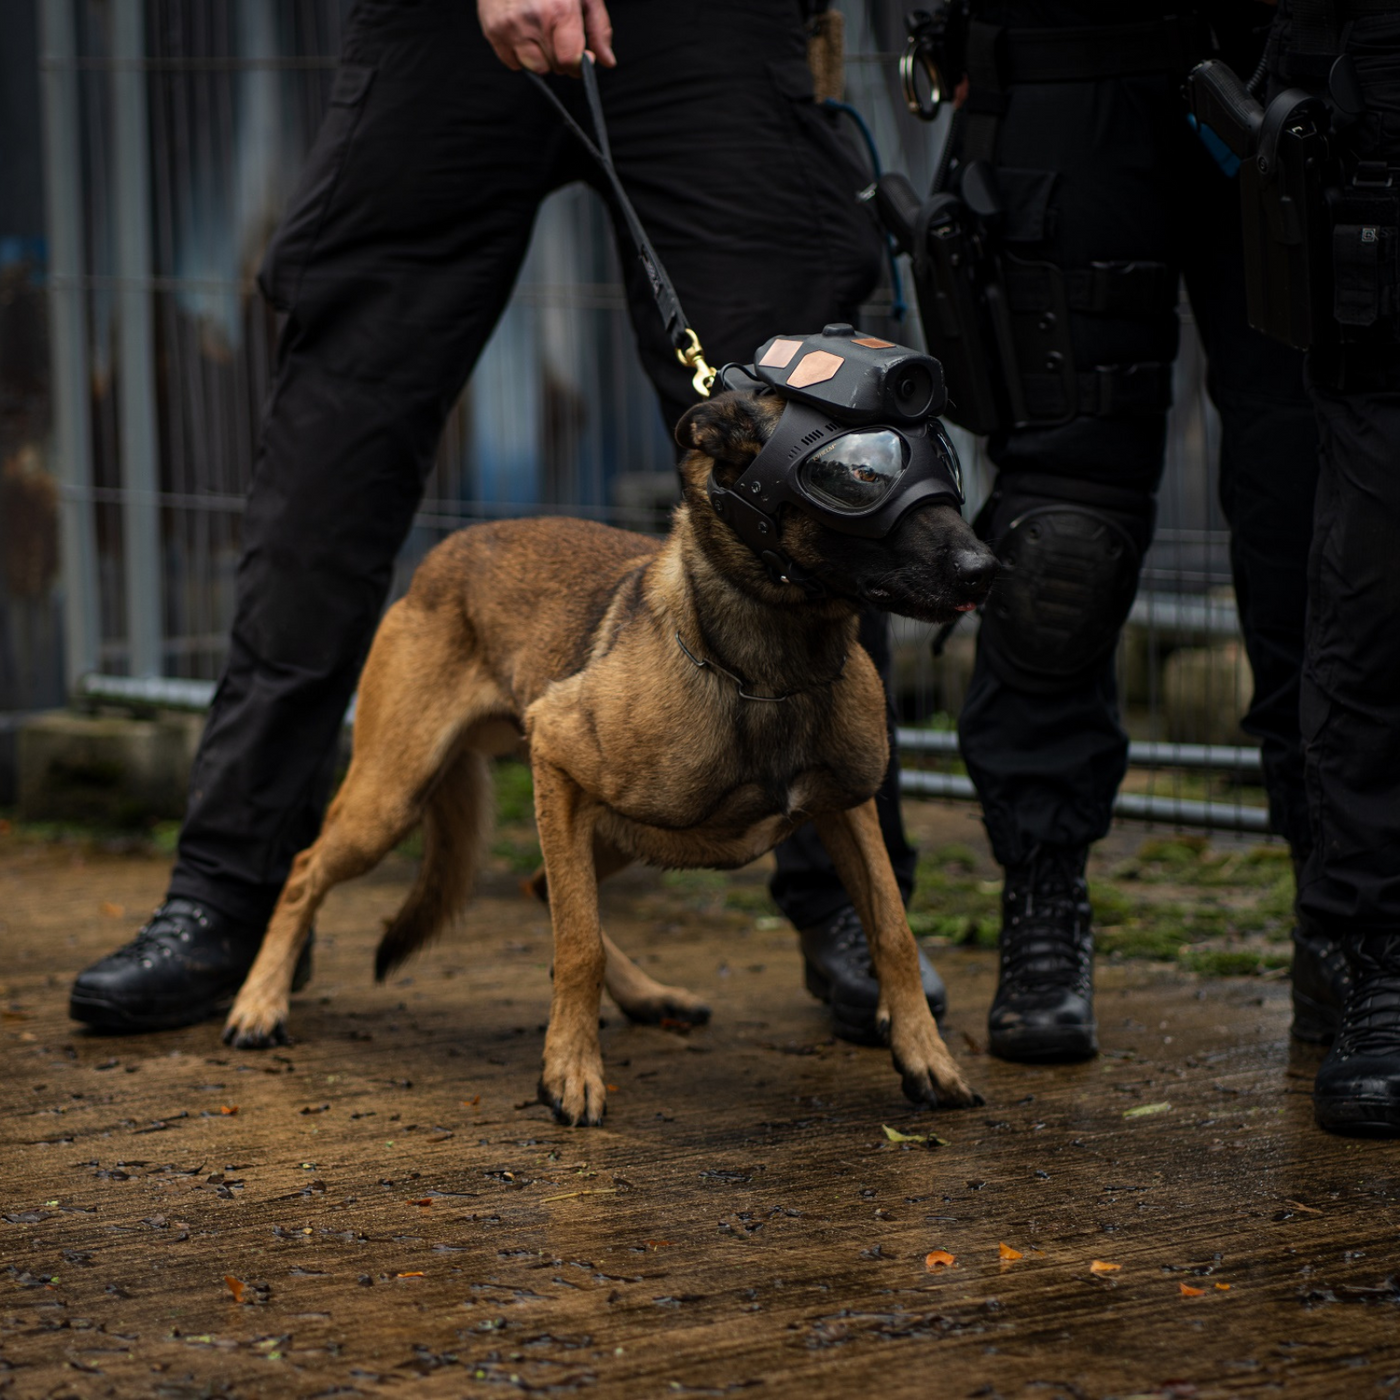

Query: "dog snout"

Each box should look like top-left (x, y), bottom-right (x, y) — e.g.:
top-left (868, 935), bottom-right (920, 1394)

top-left (951, 545), bottom-right (998, 602)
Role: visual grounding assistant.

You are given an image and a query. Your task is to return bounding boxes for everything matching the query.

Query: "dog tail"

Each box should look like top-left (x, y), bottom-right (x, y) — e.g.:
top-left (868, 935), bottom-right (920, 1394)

top-left (374, 747), bottom-right (492, 982)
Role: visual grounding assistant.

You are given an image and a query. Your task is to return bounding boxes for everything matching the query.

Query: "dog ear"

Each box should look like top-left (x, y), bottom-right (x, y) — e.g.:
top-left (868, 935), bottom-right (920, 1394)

top-left (675, 393), bottom-right (772, 477)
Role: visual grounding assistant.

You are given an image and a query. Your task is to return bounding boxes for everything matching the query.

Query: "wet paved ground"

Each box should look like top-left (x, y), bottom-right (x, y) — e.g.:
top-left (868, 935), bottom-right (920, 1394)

top-left (3, 807), bottom-right (1399, 1400)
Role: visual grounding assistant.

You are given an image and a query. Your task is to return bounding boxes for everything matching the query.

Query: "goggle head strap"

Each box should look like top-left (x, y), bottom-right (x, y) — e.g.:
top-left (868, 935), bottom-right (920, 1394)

top-left (706, 400), bottom-right (846, 595)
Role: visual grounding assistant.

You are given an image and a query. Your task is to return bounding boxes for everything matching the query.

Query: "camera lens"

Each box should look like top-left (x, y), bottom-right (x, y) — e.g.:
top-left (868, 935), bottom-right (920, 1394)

top-left (889, 360), bottom-right (936, 419)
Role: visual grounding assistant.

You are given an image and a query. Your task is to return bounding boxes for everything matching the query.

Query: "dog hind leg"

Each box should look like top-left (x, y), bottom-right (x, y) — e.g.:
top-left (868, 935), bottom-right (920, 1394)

top-left (224, 602), bottom-right (494, 1048)
top-left (601, 930), bottom-right (712, 1029)
top-left (223, 773), bottom-right (418, 1049)
top-left (376, 746), bottom-right (492, 981)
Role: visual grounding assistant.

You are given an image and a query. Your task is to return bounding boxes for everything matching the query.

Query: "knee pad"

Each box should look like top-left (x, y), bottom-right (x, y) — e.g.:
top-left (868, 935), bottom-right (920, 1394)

top-left (977, 477), bottom-right (1152, 694)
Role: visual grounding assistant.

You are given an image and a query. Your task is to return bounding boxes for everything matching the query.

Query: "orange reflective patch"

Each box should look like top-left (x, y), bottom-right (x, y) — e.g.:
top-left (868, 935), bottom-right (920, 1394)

top-left (788, 350), bottom-right (844, 388)
top-left (852, 336), bottom-right (894, 348)
top-left (759, 338), bottom-right (803, 368)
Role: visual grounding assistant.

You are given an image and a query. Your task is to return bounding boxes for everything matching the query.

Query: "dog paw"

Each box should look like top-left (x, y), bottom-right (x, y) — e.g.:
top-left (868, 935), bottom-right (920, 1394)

top-left (616, 986), bottom-right (712, 1031)
top-left (889, 1017), bottom-right (978, 1109)
top-left (222, 1004), bottom-right (290, 1050)
top-left (537, 1053), bottom-right (607, 1127)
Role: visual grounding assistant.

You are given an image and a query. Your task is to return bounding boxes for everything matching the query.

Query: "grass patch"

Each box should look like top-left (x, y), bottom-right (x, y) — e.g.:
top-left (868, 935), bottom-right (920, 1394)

top-left (908, 844), bottom-right (1001, 947)
top-left (494, 759), bottom-right (535, 824)
top-left (491, 836), bottom-right (542, 874)
top-left (911, 836), bottom-right (1297, 978)
top-left (724, 885), bottom-right (779, 916)
top-left (660, 869), bottom-right (730, 912)
top-left (0, 810), bottom-right (181, 854)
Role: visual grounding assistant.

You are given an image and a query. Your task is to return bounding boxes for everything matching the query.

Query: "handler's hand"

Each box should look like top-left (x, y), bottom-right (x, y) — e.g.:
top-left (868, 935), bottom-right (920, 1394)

top-left (478, 0), bottom-right (616, 75)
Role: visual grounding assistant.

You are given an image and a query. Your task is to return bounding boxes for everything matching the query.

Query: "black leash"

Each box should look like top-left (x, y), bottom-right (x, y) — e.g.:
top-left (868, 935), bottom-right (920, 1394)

top-left (526, 58), bottom-right (717, 398)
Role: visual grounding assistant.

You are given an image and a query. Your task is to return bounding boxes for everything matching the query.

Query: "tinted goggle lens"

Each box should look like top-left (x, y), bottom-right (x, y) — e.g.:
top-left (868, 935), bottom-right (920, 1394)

top-left (800, 429), bottom-right (908, 512)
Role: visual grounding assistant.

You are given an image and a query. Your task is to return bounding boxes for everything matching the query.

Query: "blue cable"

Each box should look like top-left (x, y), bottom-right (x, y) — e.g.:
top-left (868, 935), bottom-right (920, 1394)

top-left (822, 98), bottom-right (907, 323)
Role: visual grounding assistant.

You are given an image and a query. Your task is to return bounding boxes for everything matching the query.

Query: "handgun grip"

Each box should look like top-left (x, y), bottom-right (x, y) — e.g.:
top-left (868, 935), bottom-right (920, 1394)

top-left (873, 171), bottom-right (922, 254)
top-left (1186, 59), bottom-right (1264, 159)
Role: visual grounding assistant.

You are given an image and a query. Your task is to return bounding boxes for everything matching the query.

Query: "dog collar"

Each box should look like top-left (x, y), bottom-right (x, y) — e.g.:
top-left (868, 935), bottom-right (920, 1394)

top-left (675, 630), bottom-right (847, 703)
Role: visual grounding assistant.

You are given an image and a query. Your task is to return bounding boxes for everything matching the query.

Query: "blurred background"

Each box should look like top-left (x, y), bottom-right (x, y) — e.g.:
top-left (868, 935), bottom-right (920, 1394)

top-left (0, 0), bottom-right (1262, 833)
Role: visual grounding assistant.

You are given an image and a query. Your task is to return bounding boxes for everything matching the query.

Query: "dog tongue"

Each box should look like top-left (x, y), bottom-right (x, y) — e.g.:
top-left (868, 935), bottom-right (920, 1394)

top-left (955, 602), bottom-right (977, 613)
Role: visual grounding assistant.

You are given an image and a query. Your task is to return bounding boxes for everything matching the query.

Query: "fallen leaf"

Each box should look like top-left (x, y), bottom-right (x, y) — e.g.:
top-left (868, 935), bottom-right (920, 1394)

top-left (1122, 1102), bottom-right (1172, 1119)
top-left (1089, 1260), bottom-right (1121, 1276)
top-left (924, 1250), bottom-right (956, 1270)
top-left (100, 902), bottom-right (125, 918)
top-left (999, 1242), bottom-right (1023, 1261)
top-left (464, 1096), bottom-right (481, 1107)
top-left (606, 1084), bottom-right (620, 1092)
top-left (396, 1271), bottom-right (425, 1278)
top-left (219, 1105), bottom-right (239, 1116)
top-left (644, 1239), bottom-right (673, 1251)
top-left (1215, 1282), bottom-right (1231, 1291)
top-left (410, 1198), bottom-right (433, 1207)
top-left (224, 1275), bottom-right (245, 1303)
top-left (882, 1124), bottom-right (950, 1147)
top-left (1179, 1283), bottom-right (1205, 1297)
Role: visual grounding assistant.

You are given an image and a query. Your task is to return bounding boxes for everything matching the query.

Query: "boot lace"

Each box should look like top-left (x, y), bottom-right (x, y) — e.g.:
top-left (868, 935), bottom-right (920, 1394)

top-left (1335, 942), bottom-right (1400, 1057)
top-left (827, 906), bottom-right (873, 976)
top-left (110, 901), bottom-right (211, 969)
top-left (1000, 845), bottom-right (1092, 995)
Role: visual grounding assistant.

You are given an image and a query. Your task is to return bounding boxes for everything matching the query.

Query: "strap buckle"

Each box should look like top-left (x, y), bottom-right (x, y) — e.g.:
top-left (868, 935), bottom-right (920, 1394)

top-left (676, 327), bottom-right (717, 398)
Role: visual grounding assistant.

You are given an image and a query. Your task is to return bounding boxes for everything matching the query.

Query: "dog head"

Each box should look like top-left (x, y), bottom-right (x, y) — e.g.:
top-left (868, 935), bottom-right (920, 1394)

top-left (676, 391), bottom-right (997, 624)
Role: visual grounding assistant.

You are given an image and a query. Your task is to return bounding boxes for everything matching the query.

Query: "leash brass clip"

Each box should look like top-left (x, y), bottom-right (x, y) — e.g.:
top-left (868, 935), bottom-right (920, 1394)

top-left (677, 327), bottom-right (717, 399)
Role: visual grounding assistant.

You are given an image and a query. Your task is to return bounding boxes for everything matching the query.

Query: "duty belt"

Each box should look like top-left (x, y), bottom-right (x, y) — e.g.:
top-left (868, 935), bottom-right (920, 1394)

top-left (963, 15), bottom-right (1212, 162)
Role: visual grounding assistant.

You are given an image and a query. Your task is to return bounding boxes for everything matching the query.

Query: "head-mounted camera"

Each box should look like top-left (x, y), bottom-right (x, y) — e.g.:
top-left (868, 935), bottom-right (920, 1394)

top-left (706, 324), bottom-right (964, 590)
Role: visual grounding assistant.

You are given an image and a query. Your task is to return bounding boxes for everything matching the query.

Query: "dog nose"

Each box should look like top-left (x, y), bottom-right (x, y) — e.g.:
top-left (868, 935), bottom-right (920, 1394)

top-left (952, 546), bottom-right (998, 596)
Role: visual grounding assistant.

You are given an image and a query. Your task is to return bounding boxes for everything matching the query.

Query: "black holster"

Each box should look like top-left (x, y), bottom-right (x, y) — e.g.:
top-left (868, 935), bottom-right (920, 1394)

top-left (875, 168), bottom-right (1175, 435)
top-left (1187, 57), bottom-right (1400, 352)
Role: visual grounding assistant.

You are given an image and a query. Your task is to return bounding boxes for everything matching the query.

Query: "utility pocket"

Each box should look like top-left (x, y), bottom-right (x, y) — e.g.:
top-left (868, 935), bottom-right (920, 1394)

top-left (258, 64), bottom-right (376, 312)
top-left (1332, 182), bottom-right (1398, 329)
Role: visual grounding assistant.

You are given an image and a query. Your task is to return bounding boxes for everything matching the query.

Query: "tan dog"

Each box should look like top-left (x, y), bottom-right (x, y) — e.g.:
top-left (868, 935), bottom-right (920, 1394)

top-left (223, 390), bottom-right (996, 1124)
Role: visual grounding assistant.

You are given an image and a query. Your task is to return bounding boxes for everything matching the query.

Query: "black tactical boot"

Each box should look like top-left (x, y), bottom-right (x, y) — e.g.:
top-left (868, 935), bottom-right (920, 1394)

top-left (69, 898), bottom-right (312, 1034)
top-left (1313, 933), bottom-right (1400, 1137)
top-left (801, 905), bottom-right (947, 1046)
top-left (988, 843), bottom-right (1097, 1062)
top-left (1290, 916), bottom-right (1350, 1044)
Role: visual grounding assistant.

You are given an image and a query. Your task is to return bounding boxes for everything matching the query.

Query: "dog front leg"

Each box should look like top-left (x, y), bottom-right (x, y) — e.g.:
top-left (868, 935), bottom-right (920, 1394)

top-left (812, 802), bottom-right (980, 1110)
top-left (532, 758), bottom-right (608, 1127)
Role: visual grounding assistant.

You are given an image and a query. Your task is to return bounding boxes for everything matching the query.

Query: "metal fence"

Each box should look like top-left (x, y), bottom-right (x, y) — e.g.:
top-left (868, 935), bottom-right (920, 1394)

top-left (24, 0), bottom-right (1268, 834)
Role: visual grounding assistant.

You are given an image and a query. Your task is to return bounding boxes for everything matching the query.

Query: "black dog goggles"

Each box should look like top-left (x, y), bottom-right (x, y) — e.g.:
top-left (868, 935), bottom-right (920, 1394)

top-left (707, 325), bottom-right (964, 573)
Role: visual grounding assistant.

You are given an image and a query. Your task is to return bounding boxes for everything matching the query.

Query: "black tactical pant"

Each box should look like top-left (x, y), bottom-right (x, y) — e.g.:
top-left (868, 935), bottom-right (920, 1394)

top-left (955, 18), bottom-right (1320, 872)
top-left (167, 0), bottom-right (912, 933)
top-left (1279, 5), bottom-right (1400, 933)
